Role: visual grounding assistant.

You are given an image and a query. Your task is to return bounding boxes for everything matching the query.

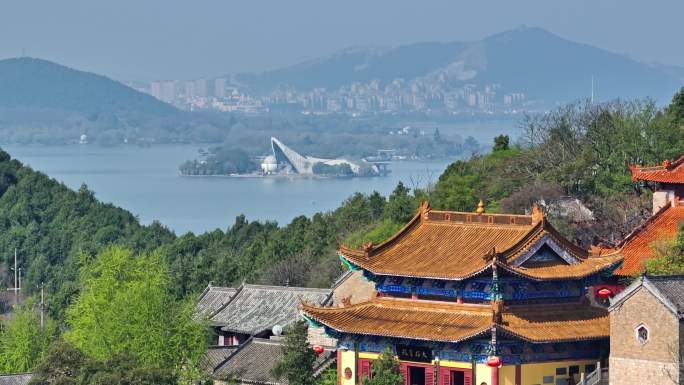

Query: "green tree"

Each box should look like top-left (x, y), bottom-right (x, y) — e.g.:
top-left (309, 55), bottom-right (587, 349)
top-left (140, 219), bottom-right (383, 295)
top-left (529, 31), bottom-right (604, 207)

top-left (273, 320), bottom-right (316, 385)
top-left (0, 302), bottom-right (57, 374)
top-left (667, 87), bottom-right (684, 125)
top-left (80, 353), bottom-right (177, 385)
top-left (318, 368), bottom-right (337, 385)
top-left (29, 340), bottom-right (177, 385)
top-left (28, 340), bottom-right (86, 385)
top-left (64, 246), bottom-right (207, 380)
top-left (345, 219), bottom-right (403, 248)
top-left (493, 135), bottom-right (510, 152)
top-left (385, 182), bottom-right (416, 224)
top-left (645, 224), bottom-right (684, 275)
top-left (365, 348), bottom-right (403, 385)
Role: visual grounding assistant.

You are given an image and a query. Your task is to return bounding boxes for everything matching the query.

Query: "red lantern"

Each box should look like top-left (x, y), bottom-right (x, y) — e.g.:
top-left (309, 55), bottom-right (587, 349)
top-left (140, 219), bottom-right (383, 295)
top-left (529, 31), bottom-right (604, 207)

top-left (486, 356), bottom-right (502, 367)
top-left (313, 345), bottom-right (324, 354)
top-left (597, 287), bottom-right (613, 299)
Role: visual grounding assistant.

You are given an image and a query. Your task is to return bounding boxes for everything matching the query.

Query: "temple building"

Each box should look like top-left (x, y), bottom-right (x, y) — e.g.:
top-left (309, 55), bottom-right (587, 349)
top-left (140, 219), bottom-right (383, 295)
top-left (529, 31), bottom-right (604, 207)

top-left (616, 155), bottom-right (684, 275)
top-left (198, 283), bottom-right (331, 346)
top-left (196, 284), bottom-right (335, 384)
top-left (609, 275), bottom-right (684, 385)
top-left (301, 202), bottom-right (623, 385)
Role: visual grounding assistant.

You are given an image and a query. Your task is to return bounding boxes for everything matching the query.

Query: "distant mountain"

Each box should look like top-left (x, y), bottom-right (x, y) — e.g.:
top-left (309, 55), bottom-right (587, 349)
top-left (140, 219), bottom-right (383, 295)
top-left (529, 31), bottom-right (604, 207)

top-left (236, 42), bottom-right (467, 93)
top-left (0, 58), bottom-right (227, 145)
top-left (236, 26), bottom-right (684, 103)
top-left (0, 57), bottom-right (176, 116)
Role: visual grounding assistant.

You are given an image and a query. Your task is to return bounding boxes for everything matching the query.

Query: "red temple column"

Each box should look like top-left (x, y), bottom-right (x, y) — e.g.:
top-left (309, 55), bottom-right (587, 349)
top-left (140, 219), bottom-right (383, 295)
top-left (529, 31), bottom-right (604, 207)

top-left (491, 366), bottom-right (499, 385)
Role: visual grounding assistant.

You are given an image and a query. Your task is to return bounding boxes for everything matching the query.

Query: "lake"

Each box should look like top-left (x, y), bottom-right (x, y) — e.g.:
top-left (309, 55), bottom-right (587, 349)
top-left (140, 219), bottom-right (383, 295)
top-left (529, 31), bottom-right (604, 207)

top-left (1, 145), bottom-right (453, 234)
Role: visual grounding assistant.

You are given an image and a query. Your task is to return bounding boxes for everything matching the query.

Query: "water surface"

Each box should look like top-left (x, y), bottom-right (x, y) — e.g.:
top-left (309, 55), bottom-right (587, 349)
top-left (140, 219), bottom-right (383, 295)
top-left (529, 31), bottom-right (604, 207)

top-left (2, 145), bottom-right (452, 234)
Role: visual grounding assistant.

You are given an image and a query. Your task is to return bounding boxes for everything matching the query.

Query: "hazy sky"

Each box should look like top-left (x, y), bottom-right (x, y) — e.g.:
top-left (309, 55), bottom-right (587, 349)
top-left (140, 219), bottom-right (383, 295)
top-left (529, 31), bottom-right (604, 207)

top-left (2, 0), bottom-right (683, 81)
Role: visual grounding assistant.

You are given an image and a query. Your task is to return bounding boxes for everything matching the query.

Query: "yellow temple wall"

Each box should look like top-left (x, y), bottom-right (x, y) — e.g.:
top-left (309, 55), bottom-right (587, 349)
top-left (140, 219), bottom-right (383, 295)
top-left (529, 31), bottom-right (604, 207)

top-left (475, 363), bottom-right (491, 384)
top-left (499, 365), bottom-right (516, 385)
top-left (438, 360), bottom-right (471, 369)
top-left (339, 351), bottom-right (596, 385)
top-left (358, 352), bottom-right (380, 360)
top-left (518, 359), bottom-right (596, 385)
top-left (348, 354), bottom-right (488, 384)
top-left (339, 350), bottom-right (356, 385)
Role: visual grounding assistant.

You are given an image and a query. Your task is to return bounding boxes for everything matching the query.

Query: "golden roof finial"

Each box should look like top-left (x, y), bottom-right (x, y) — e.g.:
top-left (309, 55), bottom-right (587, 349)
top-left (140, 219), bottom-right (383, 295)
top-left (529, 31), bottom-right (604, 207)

top-left (476, 199), bottom-right (486, 215)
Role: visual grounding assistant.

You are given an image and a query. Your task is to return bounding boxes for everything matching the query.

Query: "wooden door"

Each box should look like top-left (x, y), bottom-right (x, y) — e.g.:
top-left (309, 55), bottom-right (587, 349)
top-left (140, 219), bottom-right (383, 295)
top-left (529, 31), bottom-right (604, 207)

top-left (438, 368), bottom-right (472, 385)
top-left (358, 359), bottom-right (372, 384)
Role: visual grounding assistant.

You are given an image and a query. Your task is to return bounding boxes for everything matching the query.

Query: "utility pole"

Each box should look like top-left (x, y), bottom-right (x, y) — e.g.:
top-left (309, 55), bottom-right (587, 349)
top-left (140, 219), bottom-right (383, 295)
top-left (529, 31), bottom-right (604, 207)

top-left (40, 281), bottom-right (45, 330)
top-left (591, 75), bottom-right (595, 104)
top-left (7, 248), bottom-right (20, 305)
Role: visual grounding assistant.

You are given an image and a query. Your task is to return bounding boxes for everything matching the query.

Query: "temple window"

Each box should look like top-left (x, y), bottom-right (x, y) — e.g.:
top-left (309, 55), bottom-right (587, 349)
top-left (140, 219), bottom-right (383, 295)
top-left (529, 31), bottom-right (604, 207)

top-left (636, 324), bottom-right (649, 345)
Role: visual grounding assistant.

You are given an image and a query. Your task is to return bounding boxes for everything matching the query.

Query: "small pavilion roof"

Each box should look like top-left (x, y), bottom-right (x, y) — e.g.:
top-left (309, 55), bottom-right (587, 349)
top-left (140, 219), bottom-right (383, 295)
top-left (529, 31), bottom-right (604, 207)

top-left (611, 204), bottom-right (684, 276)
top-left (629, 155), bottom-right (684, 184)
top-left (301, 297), bottom-right (609, 344)
top-left (339, 202), bottom-right (621, 281)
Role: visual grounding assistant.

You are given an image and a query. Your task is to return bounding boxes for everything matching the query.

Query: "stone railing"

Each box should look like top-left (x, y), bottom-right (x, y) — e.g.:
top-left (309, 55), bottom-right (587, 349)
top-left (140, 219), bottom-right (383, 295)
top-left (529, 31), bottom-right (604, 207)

top-left (576, 361), bottom-right (608, 385)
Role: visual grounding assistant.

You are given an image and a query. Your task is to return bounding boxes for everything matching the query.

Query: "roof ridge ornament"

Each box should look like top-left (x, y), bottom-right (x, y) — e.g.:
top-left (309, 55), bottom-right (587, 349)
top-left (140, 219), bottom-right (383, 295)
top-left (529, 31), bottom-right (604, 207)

top-left (419, 200), bottom-right (431, 220)
top-left (483, 247), bottom-right (499, 262)
top-left (476, 200), bottom-right (486, 215)
top-left (363, 242), bottom-right (373, 258)
top-left (531, 204), bottom-right (545, 224)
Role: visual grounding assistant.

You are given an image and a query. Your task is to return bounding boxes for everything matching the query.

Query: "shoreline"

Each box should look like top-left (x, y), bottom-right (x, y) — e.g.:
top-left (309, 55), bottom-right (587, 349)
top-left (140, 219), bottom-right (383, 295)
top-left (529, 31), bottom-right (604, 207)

top-left (177, 172), bottom-right (388, 179)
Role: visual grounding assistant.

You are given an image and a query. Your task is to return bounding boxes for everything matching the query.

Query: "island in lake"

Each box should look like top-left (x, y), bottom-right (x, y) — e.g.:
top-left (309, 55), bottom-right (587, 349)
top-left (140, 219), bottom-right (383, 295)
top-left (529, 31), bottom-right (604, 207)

top-left (179, 137), bottom-right (389, 178)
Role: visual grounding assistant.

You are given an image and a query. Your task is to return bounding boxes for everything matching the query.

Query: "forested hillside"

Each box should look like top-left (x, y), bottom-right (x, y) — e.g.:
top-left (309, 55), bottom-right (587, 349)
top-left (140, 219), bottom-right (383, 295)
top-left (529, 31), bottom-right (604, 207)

top-left (0, 151), bottom-right (175, 317)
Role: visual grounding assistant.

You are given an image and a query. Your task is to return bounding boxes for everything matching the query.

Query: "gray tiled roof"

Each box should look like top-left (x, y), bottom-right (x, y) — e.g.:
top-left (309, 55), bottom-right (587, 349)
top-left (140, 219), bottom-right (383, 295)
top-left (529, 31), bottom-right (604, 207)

top-left (213, 338), bottom-right (334, 384)
top-left (648, 275), bottom-right (684, 314)
top-left (214, 338), bottom-right (285, 384)
top-left (0, 374), bottom-right (32, 385)
top-left (200, 345), bottom-right (239, 374)
top-left (210, 284), bottom-right (331, 335)
top-left (195, 285), bottom-right (237, 319)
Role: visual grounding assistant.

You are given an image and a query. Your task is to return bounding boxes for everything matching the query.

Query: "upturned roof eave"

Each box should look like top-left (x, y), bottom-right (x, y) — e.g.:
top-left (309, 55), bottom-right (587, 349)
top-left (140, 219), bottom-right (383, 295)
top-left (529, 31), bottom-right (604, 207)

top-left (340, 248), bottom-right (618, 282)
top-left (496, 255), bottom-right (624, 282)
top-left (630, 154), bottom-right (684, 183)
top-left (301, 301), bottom-right (609, 345)
top-left (301, 306), bottom-right (492, 344)
top-left (496, 326), bottom-right (609, 344)
top-left (338, 253), bottom-right (493, 281)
